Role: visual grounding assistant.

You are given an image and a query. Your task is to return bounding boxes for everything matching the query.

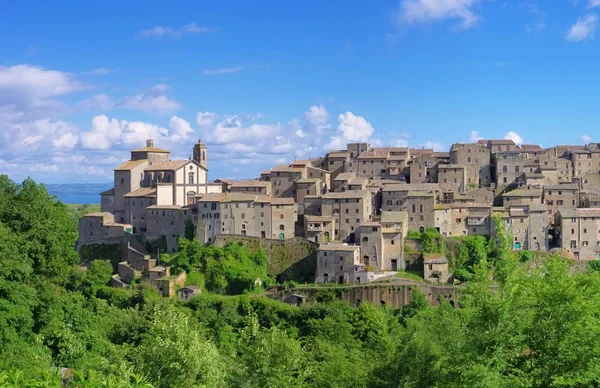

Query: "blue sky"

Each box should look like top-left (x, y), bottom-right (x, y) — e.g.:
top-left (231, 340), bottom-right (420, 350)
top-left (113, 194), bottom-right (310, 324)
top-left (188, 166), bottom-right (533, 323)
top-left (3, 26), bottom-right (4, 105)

top-left (1, 0), bottom-right (600, 184)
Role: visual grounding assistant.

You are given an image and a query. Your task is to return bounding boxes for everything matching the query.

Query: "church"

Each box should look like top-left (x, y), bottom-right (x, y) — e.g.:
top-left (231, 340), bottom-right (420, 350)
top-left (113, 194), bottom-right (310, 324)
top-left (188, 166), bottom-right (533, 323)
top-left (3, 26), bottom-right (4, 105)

top-left (99, 139), bottom-right (222, 234)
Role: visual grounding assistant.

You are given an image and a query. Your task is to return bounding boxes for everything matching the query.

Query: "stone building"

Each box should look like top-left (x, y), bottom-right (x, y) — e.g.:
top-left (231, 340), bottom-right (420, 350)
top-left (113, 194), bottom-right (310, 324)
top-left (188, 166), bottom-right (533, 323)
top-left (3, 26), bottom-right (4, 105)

top-left (493, 203), bottom-right (548, 251)
top-left (230, 180), bottom-right (272, 196)
top-left (324, 151), bottom-right (350, 186)
top-left (494, 151), bottom-right (532, 187)
top-left (296, 178), bottom-right (325, 214)
top-left (543, 184), bottom-right (579, 224)
top-left (438, 164), bottom-right (466, 193)
top-left (304, 215), bottom-right (335, 244)
top-left (77, 212), bottom-right (132, 248)
top-left (486, 139), bottom-right (518, 153)
top-left (449, 143), bottom-right (491, 187)
top-left (145, 204), bottom-right (197, 252)
top-left (423, 256), bottom-right (450, 284)
top-left (315, 243), bottom-right (366, 284)
top-left (502, 187), bottom-right (543, 208)
top-left (321, 190), bottom-right (372, 242)
top-left (102, 139), bottom-right (222, 225)
top-left (270, 164), bottom-right (305, 198)
top-left (358, 210), bottom-right (407, 272)
top-left (556, 208), bottom-right (600, 260)
top-left (435, 203), bottom-right (492, 237)
top-left (409, 155), bottom-right (439, 184)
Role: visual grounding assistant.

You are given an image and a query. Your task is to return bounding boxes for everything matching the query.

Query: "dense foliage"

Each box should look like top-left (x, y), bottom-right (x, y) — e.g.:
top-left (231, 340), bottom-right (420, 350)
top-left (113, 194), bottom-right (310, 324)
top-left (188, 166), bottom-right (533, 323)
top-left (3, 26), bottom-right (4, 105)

top-left (3, 175), bottom-right (600, 387)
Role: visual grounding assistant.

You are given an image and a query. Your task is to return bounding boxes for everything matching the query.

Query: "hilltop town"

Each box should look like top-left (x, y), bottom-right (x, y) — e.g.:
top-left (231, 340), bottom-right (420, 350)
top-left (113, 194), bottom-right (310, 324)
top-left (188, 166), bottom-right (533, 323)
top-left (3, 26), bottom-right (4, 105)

top-left (77, 137), bottom-right (600, 290)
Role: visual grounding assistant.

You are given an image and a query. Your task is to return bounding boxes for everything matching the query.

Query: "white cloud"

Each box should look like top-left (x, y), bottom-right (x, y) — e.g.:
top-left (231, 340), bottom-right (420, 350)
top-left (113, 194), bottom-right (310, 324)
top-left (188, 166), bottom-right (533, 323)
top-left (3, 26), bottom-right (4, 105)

top-left (589, 0), bottom-right (600, 8)
top-left (566, 13), bottom-right (598, 41)
top-left (52, 132), bottom-right (79, 149)
top-left (169, 116), bottom-right (194, 142)
top-left (420, 141), bottom-right (446, 151)
top-left (305, 105), bottom-right (331, 132)
top-left (76, 94), bottom-right (115, 111)
top-left (400, 0), bottom-right (480, 30)
top-left (117, 85), bottom-right (180, 114)
top-left (336, 111), bottom-right (374, 141)
top-left (138, 23), bottom-right (217, 39)
top-left (468, 130), bottom-right (483, 143)
top-left (196, 111), bottom-right (218, 130)
top-left (504, 131), bottom-right (524, 145)
top-left (86, 68), bottom-right (111, 75)
top-left (202, 67), bottom-right (243, 75)
top-left (582, 135), bottom-right (592, 143)
top-left (80, 115), bottom-right (123, 150)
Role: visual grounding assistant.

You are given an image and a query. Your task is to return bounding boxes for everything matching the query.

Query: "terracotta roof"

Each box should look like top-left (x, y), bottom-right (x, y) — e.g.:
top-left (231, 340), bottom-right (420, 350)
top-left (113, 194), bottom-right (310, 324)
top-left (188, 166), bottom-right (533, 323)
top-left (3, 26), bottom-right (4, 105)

top-left (520, 144), bottom-right (542, 150)
top-left (100, 188), bottom-right (115, 196)
top-left (502, 187), bottom-right (543, 197)
top-left (130, 146), bottom-right (170, 153)
top-left (196, 193), bottom-right (226, 202)
top-left (124, 187), bottom-right (157, 197)
top-left (327, 151), bottom-right (350, 158)
top-left (334, 172), bottom-right (356, 181)
top-left (357, 152), bottom-right (389, 159)
top-left (488, 139), bottom-right (516, 145)
top-left (424, 257), bottom-right (448, 264)
top-left (231, 180), bottom-right (271, 188)
top-left (349, 177), bottom-right (368, 186)
top-left (559, 208), bottom-right (600, 218)
top-left (543, 183), bottom-right (579, 191)
top-left (322, 189), bottom-right (370, 199)
top-left (145, 160), bottom-right (189, 171)
top-left (271, 197), bottom-right (296, 205)
top-left (305, 215), bottom-right (334, 222)
top-left (271, 165), bottom-right (304, 173)
top-left (114, 159), bottom-right (147, 171)
top-left (438, 163), bottom-right (465, 169)
top-left (318, 243), bottom-right (360, 252)
top-left (147, 205), bottom-right (183, 210)
top-left (296, 178), bottom-right (322, 184)
top-left (382, 183), bottom-right (439, 192)
top-left (381, 211), bottom-right (408, 223)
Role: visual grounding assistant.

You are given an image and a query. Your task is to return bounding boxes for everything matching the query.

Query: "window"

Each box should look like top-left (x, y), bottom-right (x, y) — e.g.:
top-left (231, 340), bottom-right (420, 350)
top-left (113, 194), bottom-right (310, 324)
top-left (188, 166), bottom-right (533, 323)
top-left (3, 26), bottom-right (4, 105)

top-left (241, 213), bottom-right (245, 219)
top-left (583, 241), bottom-right (589, 247)
top-left (515, 166), bottom-right (519, 173)
top-left (280, 214), bottom-right (284, 219)
top-left (188, 173), bottom-right (194, 184)
top-left (584, 228), bottom-right (588, 233)
top-left (345, 219), bottom-right (349, 224)
top-left (345, 209), bottom-right (349, 214)
top-left (391, 239), bottom-right (395, 245)
top-left (260, 212), bottom-right (264, 217)
top-left (502, 166), bottom-right (507, 173)
top-left (279, 224), bottom-right (285, 231)
top-left (241, 224), bottom-right (246, 230)
top-left (363, 237), bottom-right (369, 242)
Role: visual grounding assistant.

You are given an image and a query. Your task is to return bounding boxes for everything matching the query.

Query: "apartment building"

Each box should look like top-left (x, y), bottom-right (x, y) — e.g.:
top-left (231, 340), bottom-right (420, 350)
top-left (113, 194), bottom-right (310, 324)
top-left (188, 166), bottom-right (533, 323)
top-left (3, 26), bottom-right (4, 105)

top-left (230, 180), bottom-right (272, 196)
top-left (296, 178), bottom-right (325, 214)
top-left (315, 243), bottom-right (365, 284)
top-left (449, 143), bottom-right (491, 187)
top-left (324, 151), bottom-right (350, 186)
top-left (435, 203), bottom-right (492, 237)
top-left (438, 164), bottom-right (466, 193)
top-left (321, 190), bottom-right (372, 242)
top-left (543, 184), bottom-right (578, 223)
top-left (502, 187), bottom-right (543, 208)
top-left (409, 154), bottom-right (439, 184)
top-left (270, 165), bottom-right (305, 197)
top-left (493, 203), bottom-right (548, 251)
top-left (304, 215), bottom-right (335, 244)
top-left (556, 208), bottom-right (600, 260)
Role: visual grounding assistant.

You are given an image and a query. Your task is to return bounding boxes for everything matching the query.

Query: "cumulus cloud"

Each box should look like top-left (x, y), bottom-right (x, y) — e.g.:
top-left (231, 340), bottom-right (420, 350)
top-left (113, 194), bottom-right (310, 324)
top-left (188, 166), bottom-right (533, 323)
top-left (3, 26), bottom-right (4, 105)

top-left (77, 86), bottom-right (180, 114)
top-left (504, 131), bottom-right (524, 145)
top-left (202, 67), bottom-right (243, 75)
top-left (305, 105), bottom-right (331, 132)
top-left (468, 130), bottom-right (483, 143)
top-left (590, 0), bottom-right (600, 8)
top-left (582, 135), bottom-right (592, 144)
top-left (566, 13), bottom-right (598, 41)
top-left (326, 112), bottom-right (374, 150)
top-left (399, 0), bottom-right (481, 30)
top-left (420, 141), bottom-right (446, 152)
top-left (138, 23), bottom-right (217, 39)
top-left (52, 132), bottom-right (79, 150)
top-left (196, 111), bottom-right (219, 130)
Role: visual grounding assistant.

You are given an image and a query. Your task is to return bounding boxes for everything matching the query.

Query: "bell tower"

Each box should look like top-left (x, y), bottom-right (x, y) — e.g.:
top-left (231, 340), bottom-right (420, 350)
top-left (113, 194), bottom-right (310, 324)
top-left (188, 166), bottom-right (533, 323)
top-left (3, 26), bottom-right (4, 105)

top-left (193, 138), bottom-right (208, 170)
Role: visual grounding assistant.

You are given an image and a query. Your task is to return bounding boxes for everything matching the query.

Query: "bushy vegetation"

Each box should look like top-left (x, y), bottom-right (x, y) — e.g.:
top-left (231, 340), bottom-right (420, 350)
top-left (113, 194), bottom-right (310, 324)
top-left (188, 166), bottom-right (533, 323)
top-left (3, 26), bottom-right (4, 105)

top-left (4, 175), bottom-right (600, 386)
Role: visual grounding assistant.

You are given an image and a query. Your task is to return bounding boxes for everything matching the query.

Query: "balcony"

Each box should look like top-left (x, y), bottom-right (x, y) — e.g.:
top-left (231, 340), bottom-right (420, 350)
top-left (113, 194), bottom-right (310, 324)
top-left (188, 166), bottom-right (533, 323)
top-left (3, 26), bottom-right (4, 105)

top-left (307, 223), bottom-right (324, 232)
top-left (467, 217), bottom-right (486, 226)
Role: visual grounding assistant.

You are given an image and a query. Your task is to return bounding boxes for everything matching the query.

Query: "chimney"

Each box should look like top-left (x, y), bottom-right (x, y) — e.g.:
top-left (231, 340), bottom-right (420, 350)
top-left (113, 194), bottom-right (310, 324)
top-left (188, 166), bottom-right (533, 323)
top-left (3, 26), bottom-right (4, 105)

top-left (146, 139), bottom-right (154, 148)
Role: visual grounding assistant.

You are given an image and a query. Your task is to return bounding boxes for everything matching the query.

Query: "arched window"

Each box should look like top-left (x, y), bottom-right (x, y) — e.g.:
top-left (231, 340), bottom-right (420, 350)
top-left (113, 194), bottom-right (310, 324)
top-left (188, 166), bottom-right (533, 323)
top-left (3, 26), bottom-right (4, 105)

top-left (188, 172), bottom-right (194, 184)
top-left (323, 231), bottom-right (330, 242)
top-left (187, 191), bottom-right (196, 205)
top-left (202, 151), bottom-right (206, 160)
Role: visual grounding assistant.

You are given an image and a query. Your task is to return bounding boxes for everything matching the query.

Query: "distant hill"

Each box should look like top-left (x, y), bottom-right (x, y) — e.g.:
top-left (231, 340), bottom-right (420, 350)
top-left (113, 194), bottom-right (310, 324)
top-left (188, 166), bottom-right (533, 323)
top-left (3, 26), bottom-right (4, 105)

top-left (46, 182), bottom-right (112, 205)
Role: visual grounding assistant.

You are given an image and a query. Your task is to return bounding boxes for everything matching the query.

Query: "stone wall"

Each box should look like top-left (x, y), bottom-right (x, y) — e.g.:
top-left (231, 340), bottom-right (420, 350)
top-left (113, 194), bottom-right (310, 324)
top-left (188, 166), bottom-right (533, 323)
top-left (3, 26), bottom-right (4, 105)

top-left (78, 236), bottom-right (124, 270)
top-left (273, 283), bottom-right (458, 308)
top-left (215, 235), bottom-right (318, 282)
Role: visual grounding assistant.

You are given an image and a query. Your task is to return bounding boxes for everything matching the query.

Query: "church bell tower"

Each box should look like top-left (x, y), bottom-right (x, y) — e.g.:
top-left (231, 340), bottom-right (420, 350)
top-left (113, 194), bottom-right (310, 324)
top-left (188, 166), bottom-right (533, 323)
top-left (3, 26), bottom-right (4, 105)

top-left (193, 139), bottom-right (207, 170)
